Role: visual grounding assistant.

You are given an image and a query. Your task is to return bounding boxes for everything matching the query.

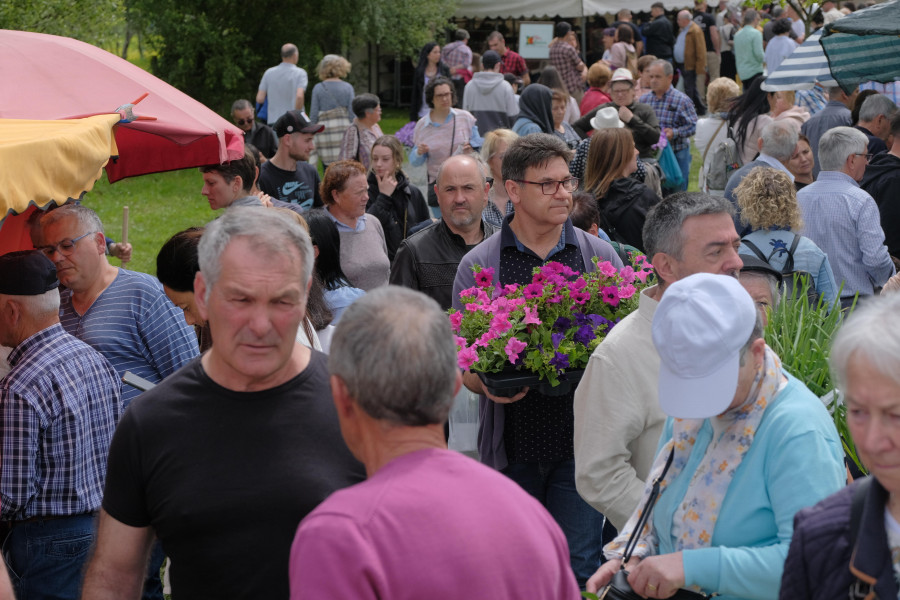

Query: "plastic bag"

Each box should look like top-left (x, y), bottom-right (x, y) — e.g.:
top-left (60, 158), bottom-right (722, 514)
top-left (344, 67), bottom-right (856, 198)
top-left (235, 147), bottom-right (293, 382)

top-left (448, 387), bottom-right (479, 454)
top-left (659, 143), bottom-right (684, 190)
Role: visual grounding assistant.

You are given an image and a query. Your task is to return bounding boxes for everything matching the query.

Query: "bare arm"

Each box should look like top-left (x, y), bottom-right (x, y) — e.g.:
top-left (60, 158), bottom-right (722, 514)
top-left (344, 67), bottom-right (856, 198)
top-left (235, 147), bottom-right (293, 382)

top-left (521, 71), bottom-right (531, 86)
top-left (0, 558), bottom-right (14, 600)
top-left (256, 89), bottom-right (266, 105)
top-left (710, 25), bottom-right (721, 54)
top-left (81, 510), bottom-right (155, 600)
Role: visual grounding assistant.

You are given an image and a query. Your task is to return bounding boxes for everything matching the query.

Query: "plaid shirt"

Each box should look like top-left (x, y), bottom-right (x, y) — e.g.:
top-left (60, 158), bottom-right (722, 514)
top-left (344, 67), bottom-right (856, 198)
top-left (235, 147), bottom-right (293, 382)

top-left (860, 81), bottom-right (900, 105)
top-left (441, 40), bottom-right (472, 75)
top-left (549, 42), bottom-right (584, 97)
top-left (640, 86), bottom-right (697, 153)
top-left (1, 324), bottom-right (122, 521)
top-left (795, 87), bottom-right (827, 116)
top-left (500, 49), bottom-right (528, 77)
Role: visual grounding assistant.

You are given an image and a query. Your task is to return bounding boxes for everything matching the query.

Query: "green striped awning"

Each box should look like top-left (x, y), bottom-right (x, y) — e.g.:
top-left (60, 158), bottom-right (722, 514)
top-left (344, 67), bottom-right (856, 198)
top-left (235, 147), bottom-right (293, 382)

top-left (820, 0), bottom-right (900, 93)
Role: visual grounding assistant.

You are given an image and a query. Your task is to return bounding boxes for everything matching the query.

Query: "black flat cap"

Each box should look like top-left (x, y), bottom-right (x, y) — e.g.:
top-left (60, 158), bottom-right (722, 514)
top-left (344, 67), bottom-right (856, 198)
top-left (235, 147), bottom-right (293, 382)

top-left (0, 251), bottom-right (59, 295)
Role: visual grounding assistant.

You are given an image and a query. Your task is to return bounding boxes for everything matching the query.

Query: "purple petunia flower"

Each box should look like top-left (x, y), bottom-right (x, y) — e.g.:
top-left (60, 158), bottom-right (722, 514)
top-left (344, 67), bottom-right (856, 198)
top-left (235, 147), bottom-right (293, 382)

top-left (550, 352), bottom-right (570, 371)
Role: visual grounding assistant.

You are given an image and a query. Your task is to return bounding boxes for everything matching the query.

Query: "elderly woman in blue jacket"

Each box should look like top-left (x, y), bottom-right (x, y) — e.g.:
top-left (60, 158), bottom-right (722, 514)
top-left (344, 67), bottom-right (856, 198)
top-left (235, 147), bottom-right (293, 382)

top-left (586, 274), bottom-right (846, 600)
top-left (780, 293), bottom-right (900, 600)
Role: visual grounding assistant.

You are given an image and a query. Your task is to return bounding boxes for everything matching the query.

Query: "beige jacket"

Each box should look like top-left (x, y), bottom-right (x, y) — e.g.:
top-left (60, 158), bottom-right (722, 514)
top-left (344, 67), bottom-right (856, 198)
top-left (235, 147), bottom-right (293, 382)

top-left (573, 286), bottom-right (666, 530)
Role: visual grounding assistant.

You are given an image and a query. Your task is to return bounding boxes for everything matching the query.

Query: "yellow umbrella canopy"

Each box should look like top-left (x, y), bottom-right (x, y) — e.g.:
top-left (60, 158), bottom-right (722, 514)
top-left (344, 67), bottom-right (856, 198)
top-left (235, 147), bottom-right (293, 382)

top-left (0, 114), bottom-right (120, 219)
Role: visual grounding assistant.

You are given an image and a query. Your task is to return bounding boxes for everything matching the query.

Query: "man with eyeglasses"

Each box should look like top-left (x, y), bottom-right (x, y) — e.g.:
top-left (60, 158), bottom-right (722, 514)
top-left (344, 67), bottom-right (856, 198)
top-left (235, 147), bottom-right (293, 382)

top-left (0, 251), bottom-right (122, 600)
top-left (231, 98), bottom-right (278, 159)
top-left (798, 126), bottom-right (895, 308)
top-left (38, 204), bottom-right (198, 410)
top-left (451, 133), bottom-right (622, 588)
top-left (572, 68), bottom-right (661, 158)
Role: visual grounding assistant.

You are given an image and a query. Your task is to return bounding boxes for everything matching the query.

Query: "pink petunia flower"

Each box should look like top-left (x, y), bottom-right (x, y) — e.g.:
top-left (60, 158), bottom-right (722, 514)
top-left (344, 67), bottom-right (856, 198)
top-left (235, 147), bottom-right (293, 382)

top-left (476, 329), bottom-right (498, 347)
top-left (474, 267), bottom-right (495, 288)
top-left (618, 283), bottom-right (637, 300)
top-left (601, 286), bottom-right (621, 307)
top-left (490, 314), bottom-right (512, 335)
top-left (504, 337), bottom-right (528, 364)
top-left (635, 269), bottom-right (651, 283)
top-left (453, 335), bottom-right (467, 349)
top-left (458, 345), bottom-right (479, 370)
top-left (598, 261), bottom-right (618, 277)
top-left (571, 290), bottom-right (591, 304)
top-left (523, 305), bottom-right (542, 325)
top-left (449, 312), bottom-right (463, 332)
top-left (523, 282), bottom-right (545, 299)
top-left (569, 278), bottom-right (588, 292)
top-left (619, 266), bottom-right (636, 284)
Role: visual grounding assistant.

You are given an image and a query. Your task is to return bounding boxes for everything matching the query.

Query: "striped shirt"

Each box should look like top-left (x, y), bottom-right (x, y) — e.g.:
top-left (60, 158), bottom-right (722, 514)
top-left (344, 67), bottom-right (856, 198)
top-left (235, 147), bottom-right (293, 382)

top-left (640, 87), bottom-right (698, 153)
top-left (60, 268), bottom-right (199, 406)
top-left (1, 324), bottom-right (122, 521)
top-left (797, 171), bottom-right (896, 296)
top-left (442, 40), bottom-right (472, 73)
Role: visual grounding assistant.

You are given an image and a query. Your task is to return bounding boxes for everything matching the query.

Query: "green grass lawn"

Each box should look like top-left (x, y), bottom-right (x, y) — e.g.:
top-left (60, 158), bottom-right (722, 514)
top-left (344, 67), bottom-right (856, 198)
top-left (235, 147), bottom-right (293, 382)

top-left (85, 107), bottom-right (702, 275)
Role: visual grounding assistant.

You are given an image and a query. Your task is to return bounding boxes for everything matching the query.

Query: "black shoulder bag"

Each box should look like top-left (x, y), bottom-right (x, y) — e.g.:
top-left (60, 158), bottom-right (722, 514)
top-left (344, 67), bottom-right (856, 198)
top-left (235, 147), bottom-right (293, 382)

top-left (599, 449), bottom-right (710, 600)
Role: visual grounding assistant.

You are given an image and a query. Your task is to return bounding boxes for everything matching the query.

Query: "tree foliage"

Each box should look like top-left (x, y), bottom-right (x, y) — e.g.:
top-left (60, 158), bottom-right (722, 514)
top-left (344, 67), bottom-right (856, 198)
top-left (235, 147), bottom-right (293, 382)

top-left (126, 0), bottom-right (457, 113)
top-left (0, 0), bottom-right (125, 47)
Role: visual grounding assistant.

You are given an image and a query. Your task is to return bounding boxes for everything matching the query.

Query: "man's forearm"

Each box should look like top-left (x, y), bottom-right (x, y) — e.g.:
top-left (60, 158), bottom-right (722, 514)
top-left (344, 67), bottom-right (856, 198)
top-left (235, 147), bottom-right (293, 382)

top-left (81, 561), bottom-right (145, 600)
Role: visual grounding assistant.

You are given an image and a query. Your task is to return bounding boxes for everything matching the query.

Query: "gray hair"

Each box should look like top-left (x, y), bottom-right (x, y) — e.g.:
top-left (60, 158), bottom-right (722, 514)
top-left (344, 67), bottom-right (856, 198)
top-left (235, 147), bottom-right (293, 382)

top-left (41, 203), bottom-right (105, 236)
top-left (642, 192), bottom-right (735, 260)
top-left (858, 93), bottom-right (898, 123)
top-left (650, 59), bottom-right (674, 77)
top-left (738, 310), bottom-right (765, 366)
top-left (741, 270), bottom-right (781, 310)
top-left (198, 207), bottom-right (313, 297)
top-left (231, 99), bottom-right (252, 114)
top-left (487, 31), bottom-right (505, 43)
top-left (454, 28), bottom-right (470, 41)
top-left (5, 287), bottom-right (61, 319)
top-left (742, 8), bottom-right (758, 25)
top-left (760, 120), bottom-right (799, 161)
top-left (328, 286), bottom-right (458, 426)
top-left (831, 293), bottom-right (900, 392)
top-left (817, 126), bottom-right (868, 172)
top-left (501, 133), bottom-right (572, 183)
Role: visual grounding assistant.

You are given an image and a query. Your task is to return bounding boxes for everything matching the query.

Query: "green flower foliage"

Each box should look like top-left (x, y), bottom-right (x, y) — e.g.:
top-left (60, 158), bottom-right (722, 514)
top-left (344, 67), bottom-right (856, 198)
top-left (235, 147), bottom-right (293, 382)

top-left (763, 276), bottom-right (864, 473)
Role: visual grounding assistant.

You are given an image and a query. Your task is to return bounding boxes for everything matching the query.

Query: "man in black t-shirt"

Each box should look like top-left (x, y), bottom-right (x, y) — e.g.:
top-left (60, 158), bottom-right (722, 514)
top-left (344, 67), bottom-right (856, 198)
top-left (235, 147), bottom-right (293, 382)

top-left (81, 208), bottom-right (365, 599)
top-left (258, 110), bottom-right (325, 211)
top-left (693, 0), bottom-right (721, 108)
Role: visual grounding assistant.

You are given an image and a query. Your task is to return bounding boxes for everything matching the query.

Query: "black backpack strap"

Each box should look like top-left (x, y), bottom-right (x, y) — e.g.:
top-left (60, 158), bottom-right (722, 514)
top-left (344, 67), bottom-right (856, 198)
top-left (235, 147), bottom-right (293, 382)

top-left (741, 238), bottom-right (768, 263)
top-left (783, 233), bottom-right (801, 275)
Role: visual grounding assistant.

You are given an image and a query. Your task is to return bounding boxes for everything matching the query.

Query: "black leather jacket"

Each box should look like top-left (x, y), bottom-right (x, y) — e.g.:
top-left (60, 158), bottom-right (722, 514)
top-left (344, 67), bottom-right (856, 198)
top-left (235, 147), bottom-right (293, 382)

top-left (389, 218), bottom-right (498, 310)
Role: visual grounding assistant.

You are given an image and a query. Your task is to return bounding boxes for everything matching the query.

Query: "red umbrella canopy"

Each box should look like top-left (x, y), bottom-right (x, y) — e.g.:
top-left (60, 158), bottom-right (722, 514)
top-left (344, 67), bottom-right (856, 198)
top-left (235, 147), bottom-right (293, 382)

top-left (0, 29), bottom-right (244, 182)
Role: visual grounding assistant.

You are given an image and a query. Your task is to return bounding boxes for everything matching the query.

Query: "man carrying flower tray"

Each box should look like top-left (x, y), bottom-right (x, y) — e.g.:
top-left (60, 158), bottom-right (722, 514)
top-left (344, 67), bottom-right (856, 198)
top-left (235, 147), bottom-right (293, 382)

top-left (451, 133), bottom-right (623, 588)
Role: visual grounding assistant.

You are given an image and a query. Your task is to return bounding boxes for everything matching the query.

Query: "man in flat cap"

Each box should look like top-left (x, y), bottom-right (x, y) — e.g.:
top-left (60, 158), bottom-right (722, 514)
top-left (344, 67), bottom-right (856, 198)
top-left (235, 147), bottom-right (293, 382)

top-left (0, 251), bottom-right (122, 600)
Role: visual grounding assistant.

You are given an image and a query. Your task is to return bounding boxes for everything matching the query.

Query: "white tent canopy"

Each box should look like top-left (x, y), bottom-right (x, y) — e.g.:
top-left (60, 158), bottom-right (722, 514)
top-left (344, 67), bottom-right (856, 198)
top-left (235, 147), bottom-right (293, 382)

top-left (454, 0), bottom-right (662, 19)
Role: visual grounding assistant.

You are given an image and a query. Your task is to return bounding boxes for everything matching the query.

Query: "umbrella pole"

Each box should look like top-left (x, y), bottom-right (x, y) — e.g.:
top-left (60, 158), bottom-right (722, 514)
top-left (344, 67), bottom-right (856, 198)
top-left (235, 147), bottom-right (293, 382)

top-left (121, 206), bottom-right (129, 268)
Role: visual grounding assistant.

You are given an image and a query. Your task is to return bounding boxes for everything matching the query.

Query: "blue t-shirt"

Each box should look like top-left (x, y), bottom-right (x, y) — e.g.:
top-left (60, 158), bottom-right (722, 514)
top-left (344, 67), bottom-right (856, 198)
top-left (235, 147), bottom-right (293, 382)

top-left (60, 268), bottom-right (199, 406)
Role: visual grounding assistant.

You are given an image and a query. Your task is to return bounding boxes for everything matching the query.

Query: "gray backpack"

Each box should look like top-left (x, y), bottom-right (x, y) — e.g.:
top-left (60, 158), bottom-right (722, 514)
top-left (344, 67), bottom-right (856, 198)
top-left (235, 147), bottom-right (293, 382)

top-left (703, 120), bottom-right (743, 192)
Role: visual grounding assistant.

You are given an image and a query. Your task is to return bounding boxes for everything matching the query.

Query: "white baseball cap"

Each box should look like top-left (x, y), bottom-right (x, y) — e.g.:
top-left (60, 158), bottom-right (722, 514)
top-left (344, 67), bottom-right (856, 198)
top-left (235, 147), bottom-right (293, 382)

top-left (651, 273), bottom-right (758, 419)
top-left (610, 68), bottom-right (635, 85)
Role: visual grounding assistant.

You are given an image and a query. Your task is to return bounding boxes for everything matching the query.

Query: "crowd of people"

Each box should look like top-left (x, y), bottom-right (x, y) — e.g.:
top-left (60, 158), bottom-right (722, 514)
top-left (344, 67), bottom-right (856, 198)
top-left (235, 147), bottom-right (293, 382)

top-left (3, 4), bottom-right (900, 599)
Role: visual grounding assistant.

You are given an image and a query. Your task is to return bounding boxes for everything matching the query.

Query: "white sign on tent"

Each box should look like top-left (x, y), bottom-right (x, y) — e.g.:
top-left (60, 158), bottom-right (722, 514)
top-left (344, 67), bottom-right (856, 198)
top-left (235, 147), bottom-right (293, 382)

top-left (519, 23), bottom-right (554, 59)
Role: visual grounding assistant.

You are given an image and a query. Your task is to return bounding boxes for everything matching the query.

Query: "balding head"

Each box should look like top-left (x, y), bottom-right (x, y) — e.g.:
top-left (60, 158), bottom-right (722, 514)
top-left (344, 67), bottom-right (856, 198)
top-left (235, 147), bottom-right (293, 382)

top-left (677, 10), bottom-right (693, 25)
top-left (435, 155), bottom-right (489, 234)
top-left (281, 43), bottom-right (298, 63)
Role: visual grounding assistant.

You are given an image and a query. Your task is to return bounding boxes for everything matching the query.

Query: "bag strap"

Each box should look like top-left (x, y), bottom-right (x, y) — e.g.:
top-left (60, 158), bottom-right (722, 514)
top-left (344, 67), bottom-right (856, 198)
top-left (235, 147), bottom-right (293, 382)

top-left (702, 119), bottom-right (727, 164)
top-left (848, 477), bottom-right (874, 600)
top-left (741, 238), bottom-right (768, 264)
top-left (621, 448), bottom-right (675, 565)
top-left (354, 124), bottom-right (361, 162)
top-left (783, 233), bottom-right (800, 274)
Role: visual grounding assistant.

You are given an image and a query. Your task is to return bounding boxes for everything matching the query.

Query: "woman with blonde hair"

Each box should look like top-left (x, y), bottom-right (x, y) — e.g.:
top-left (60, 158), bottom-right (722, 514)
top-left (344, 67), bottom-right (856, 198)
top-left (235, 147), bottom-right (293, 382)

top-left (736, 167), bottom-right (838, 306)
top-left (584, 128), bottom-right (660, 250)
top-left (696, 77), bottom-right (740, 194)
top-left (366, 135), bottom-right (431, 260)
top-left (769, 90), bottom-right (809, 134)
top-left (310, 54), bottom-right (355, 167)
top-left (480, 129), bottom-right (518, 226)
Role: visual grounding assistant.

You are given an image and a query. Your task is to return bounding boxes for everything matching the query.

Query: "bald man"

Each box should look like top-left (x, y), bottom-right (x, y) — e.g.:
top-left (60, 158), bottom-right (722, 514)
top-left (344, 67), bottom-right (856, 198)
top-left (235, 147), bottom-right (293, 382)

top-left (257, 43), bottom-right (309, 125)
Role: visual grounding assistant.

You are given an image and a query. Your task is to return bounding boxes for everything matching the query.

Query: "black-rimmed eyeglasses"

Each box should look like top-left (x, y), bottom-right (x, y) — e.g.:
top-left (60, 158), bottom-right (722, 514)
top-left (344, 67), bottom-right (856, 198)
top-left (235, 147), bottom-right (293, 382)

top-left (513, 177), bottom-right (579, 195)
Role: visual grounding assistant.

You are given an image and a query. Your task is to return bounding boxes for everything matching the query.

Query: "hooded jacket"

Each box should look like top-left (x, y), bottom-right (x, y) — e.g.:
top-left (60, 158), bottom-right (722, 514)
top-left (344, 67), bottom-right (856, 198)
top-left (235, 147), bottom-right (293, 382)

top-left (596, 177), bottom-right (661, 251)
top-left (462, 71), bottom-right (518, 134)
top-left (860, 151), bottom-right (900, 256)
top-left (366, 170), bottom-right (431, 261)
top-left (512, 84), bottom-right (555, 136)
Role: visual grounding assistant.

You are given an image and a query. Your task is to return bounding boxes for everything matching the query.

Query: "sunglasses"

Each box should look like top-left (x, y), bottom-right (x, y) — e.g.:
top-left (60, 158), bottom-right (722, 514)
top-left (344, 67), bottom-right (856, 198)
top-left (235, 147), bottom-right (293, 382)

top-left (235, 118), bottom-right (254, 126)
